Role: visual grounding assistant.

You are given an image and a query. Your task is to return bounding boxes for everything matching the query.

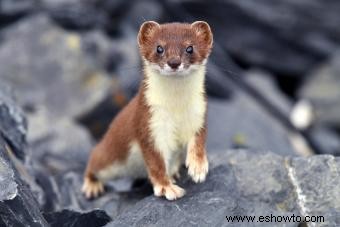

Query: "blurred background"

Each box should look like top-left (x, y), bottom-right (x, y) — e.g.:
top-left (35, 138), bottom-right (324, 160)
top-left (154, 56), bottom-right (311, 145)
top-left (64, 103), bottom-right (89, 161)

top-left (0, 0), bottom-right (340, 224)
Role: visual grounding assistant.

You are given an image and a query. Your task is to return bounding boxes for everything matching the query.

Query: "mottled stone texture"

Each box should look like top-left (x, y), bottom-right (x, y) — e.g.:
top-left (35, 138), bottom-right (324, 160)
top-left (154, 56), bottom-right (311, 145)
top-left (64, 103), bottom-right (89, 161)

top-left (0, 84), bottom-right (27, 159)
top-left (108, 150), bottom-right (340, 227)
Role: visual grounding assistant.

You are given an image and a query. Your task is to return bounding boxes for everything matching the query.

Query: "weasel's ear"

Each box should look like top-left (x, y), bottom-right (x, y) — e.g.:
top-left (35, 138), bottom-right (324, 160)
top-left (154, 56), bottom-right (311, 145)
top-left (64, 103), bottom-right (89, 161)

top-left (191, 21), bottom-right (213, 47)
top-left (138, 21), bottom-right (160, 46)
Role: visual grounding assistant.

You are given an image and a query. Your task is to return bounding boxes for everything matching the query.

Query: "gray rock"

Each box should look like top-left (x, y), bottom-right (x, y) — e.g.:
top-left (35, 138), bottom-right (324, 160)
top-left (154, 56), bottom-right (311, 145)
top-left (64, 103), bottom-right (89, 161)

top-left (0, 84), bottom-right (27, 159)
top-left (107, 149), bottom-right (340, 227)
top-left (0, 137), bottom-right (49, 227)
top-left (43, 209), bottom-right (111, 227)
top-left (226, 0), bottom-right (340, 56)
top-left (207, 95), bottom-right (297, 156)
top-left (27, 118), bottom-right (94, 211)
top-left (298, 51), bottom-right (340, 127)
top-left (27, 117), bottom-right (150, 216)
top-left (308, 127), bottom-right (340, 156)
top-left (78, 29), bottom-right (141, 139)
top-left (177, 1), bottom-right (321, 76)
top-left (28, 118), bottom-right (94, 174)
top-left (289, 155), bottom-right (340, 226)
top-left (0, 136), bottom-right (112, 227)
top-left (81, 30), bottom-right (122, 73)
top-left (119, 0), bottom-right (163, 30)
top-left (0, 83), bottom-right (116, 225)
top-left (0, 0), bottom-right (38, 16)
top-left (0, 14), bottom-right (112, 120)
top-left (244, 69), bottom-right (293, 117)
top-left (0, 153), bottom-right (17, 201)
top-left (45, 1), bottom-right (108, 30)
top-left (106, 150), bottom-right (297, 227)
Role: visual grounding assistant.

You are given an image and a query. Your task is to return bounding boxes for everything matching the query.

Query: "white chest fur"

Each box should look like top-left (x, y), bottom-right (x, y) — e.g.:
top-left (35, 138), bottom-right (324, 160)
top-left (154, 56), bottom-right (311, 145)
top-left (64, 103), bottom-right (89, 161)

top-left (144, 64), bottom-right (206, 161)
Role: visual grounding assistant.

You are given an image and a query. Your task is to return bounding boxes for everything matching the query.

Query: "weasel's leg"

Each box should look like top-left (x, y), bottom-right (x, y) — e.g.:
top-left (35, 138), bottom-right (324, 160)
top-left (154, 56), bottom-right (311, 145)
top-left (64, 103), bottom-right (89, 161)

top-left (139, 141), bottom-right (185, 200)
top-left (82, 173), bottom-right (104, 199)
top-left (82, 145), bottom-right (109, 199)
top-left (186, 128), bottom-right (209, 183)
top-left (169, 151), bottom-right (184, 183)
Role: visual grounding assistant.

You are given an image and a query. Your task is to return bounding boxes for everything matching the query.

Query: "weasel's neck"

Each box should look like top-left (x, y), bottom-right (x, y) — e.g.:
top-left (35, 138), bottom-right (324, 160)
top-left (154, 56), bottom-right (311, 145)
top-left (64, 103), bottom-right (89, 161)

top-left (142, 64), bottom-right (206, 108)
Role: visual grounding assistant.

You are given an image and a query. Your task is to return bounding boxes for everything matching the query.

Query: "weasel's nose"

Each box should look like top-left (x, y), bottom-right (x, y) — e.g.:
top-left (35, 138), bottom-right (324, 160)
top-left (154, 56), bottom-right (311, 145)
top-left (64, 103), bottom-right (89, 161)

top-left (167, 59), bottom-right (181, 69)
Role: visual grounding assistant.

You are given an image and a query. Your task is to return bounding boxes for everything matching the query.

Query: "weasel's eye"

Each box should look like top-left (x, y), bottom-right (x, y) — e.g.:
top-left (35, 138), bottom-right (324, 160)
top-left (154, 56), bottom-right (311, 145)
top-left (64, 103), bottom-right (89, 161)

top-left (156, 45), bottom-right (164, 54)
top-left (186, 46), bottom-right (193, 54)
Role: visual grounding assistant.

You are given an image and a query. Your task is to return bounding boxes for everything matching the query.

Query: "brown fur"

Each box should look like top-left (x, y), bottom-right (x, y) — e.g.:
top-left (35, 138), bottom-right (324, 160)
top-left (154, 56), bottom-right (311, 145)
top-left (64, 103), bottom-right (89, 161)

top-left (135, 83), bottom-right (170, 187)
top-left (138, 21), bottom-right (213, 70)
top-left (83, 21), bottom-right (213, 200)
top-left (84, 81), bottom-right (172, 187)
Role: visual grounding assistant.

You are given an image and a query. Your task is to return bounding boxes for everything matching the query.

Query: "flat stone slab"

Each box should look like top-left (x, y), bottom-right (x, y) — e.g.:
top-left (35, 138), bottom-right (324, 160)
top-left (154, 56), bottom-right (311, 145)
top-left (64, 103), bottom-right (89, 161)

top-left (107, 149), bottom-right (340, 227)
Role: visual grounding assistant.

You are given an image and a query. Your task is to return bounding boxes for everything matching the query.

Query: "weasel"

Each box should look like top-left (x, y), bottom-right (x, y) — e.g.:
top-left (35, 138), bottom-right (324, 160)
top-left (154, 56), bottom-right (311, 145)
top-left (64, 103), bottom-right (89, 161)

top-left (82, 21), bottom-right (213, 200)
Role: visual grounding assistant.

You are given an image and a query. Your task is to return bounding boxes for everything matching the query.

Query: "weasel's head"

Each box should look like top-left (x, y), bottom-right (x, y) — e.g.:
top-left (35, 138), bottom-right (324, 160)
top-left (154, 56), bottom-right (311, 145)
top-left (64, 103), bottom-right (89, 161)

top-left (138, 21), bottom-right (213, 77)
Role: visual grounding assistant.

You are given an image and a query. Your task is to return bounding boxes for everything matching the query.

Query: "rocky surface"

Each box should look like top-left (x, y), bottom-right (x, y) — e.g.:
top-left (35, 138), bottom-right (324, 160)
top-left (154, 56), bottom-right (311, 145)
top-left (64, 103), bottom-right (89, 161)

top-left (307, 127), bottom-right (340, 156)
top-left (206, 69), bottom-right (298, 155)
top-left (0, 79), bottom-right (114, 226)
top-left (0, 84), bottom-right (27, 159)
top-left (207, 97), bottom-right (296, 156)
top-left (0, 14), bottom-right (113, 120)
top-left (43, 209), bottom-right (111, 227)
top-left (166, 1), bottom-right (326, 75)
top-left (27, 117), bottom-right (152, 216)
top-left (290, 155), bottom-right (340, 226)
top-left (297, 51), bottom-right (340, 127)
top-left (174, 0), bottom-right (340, 76)
top-left (108, 149), bottom-right (340, 227)
top-left (0, 137), bottom-right (49, 227)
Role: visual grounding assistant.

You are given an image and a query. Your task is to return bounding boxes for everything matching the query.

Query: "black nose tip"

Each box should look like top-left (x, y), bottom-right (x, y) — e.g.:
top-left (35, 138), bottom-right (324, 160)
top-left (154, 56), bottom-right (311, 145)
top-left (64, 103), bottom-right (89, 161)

top-left (167, 59), bottom-right (181, 69)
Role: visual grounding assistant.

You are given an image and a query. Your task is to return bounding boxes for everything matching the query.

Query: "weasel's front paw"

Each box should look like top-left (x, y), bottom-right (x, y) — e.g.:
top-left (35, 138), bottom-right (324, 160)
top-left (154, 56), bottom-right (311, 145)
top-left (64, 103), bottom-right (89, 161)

top-left (153, 183), bottom-right (185, 200)
top-left (186, 153), bottom-right (209, 183)
top-left (82, 177), bottom-right (104, 199)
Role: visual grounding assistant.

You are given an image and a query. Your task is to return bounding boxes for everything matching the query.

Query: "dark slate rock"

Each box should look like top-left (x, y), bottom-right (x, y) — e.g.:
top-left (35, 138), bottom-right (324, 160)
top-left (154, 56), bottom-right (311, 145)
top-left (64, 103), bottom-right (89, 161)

top-left (289, 155), bottom-right (340, 227)
top-left (77, 91), bottom-right (126, 140)
top-left (107, 150), bottom-right (301, 227)
top-left (207, 95), bottom-right (297, 156)
top-left (45, 1), bottom-right (108, 30)
top-left (118, 0), bottom-right (163, 30)
top-left (81, 30), bottom-right (123, 74)
top-left (0, 149), bottom-right (17, 201)
top-left (44, 209), bottom-right (111, 227)
top-left (0, 137), bottom-right (49, 227)
top-left (297, 51), bottom-right (340, 127)
top-left (27, 117), bottom-right (151, 216)
top-left (307, 127), bottom-right (340, 156)
top-left (171, 0), bottom-right (340, 76)
top-left (0, 84), bottom-right (27, 159)
top-left (0, 136), bottom-right (112, 227)
top-left (78, 30), bottom-right (140, 139)
top-left (244, 69), bottom-right (293, 117)
top-left (227, 0), bottom-right (340, 56)
top-left (176, 1), bottom-right (322, 76)
top-left (28, 119), bottom-right (94, 174)
top-left (27, 118), bottom-right (94, 211)
top-left (107, 149), bottom-right (340, 227)
top-left (0, 0), bottom-right (38, 17)
top-left (0, 14), bottom-right (112, 120)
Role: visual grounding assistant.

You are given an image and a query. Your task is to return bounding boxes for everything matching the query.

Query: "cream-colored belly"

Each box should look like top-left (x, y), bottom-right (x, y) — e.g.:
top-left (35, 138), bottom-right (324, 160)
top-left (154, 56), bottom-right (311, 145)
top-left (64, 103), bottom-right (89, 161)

top-left (149, 105), bottom-right (205, 174)
top-left (97, 141), bottom-right (147, 181)
top-left (149, 100), bottom-right (205, 152)
top-left (144, 64), bottom-right (206, 171)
